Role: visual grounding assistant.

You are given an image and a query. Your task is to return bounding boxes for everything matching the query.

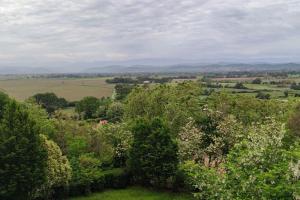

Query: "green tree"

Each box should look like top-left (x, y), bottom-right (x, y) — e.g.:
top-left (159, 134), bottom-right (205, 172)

top-left (106, 102), bottom-right (124, 122)
top-left (252, 78), bottom-right (262, 84)
top-left (31, 92), bottom-right (68, 114)
top-left (125, 82), bottom-right (202, 135)
top-left (128, 118), bottom-right (178, 187)
top-left (256, 91), bottom-right (271, 99)
top-left (114, 84), bottom-right (135, 100)
top-left (40, 135), bottom-right (72, 199)
top-left (75, 96), bottom-right (100, 119)
top-left (234, 82), bottom-right (247, 89)
top-left (287, 104), bottom-right (300, 137)
top-left (0, 100), bottom-right (47, 200)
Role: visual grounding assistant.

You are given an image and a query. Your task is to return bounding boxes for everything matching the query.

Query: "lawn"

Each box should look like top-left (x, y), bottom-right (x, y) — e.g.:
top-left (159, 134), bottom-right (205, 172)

top-left (0, 77), bottom-right (114, 101)
top-left (70, 187), bottom-right (193, 200)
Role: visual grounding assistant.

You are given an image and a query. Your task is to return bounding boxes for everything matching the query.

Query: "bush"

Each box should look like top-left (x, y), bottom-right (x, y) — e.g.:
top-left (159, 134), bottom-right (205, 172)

top-left (69, 168), bottom-right (129, 196)
top-left (128, 118), bottom-right (178, 188)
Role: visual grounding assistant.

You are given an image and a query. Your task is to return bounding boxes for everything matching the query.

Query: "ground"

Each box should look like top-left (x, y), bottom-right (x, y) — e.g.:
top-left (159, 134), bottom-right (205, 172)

top-left (70, 187), bottom-right (193, 200)
top-left (0, 77), bottom-right (114, 101)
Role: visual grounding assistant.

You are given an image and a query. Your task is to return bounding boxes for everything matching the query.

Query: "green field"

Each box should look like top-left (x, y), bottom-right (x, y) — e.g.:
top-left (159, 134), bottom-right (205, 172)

top-left (0, 77), bottom-right (114, 101)
top-left (70, 187), bottom-right (193, 200)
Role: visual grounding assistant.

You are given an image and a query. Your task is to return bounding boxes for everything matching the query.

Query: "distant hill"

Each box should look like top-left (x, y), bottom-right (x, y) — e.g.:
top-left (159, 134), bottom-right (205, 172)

top-left (84, 63), bottom-right (300, 74)
top-left (1, 63), bottom-right (300, 74)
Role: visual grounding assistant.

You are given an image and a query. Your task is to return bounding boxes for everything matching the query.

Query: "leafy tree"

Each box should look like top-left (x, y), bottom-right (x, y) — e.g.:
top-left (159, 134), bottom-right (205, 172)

top-left (125, 82), bottom-right (202, 135)
top-left (95, 123), bottom-right (132, 167)
top-left (287, 104), bottom-right (300, 137)
top-left (256, 91), bottom-right (270, 99)
top-left (223, 120), bottom-right (300, 199)
top-left (207, 92), bottom-right (288, 125)
top-left (0, 100), bottom-right (47, 200)
top-left (106, 102), bottom-right (124, 122)
top-left (252, 78), bottom-right (262, 84)
top-left (40, 135), bottom-right (72, 199)
top-left (284, 90), bottom-right (289, 97)
top-left (0, 92), bottom-right (9, 119)
top-left (75, 96), bottom-right (100, 119)
top-left (291, 82), bottom-right (300, 90)
top-left (114, 84), bottom-right (135, 100)
top-left (31, 92), bottom-right (68, 114)
top-left (184, 120), bottom-right (300, 200)
top-left (178, 114), bottom-right (244, 166)
top-left (234, 82), bottom-right (247, 89)
top-left (128, 118), bottom-right (178, 187)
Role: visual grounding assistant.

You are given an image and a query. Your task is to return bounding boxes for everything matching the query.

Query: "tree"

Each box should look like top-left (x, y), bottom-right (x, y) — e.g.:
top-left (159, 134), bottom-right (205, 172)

top-left (31, 92), bottom-right (68, 114)
top-left (256, 91), bottom-right (270, 99)
top-left (284, 90), bottom-right (289, 97)
top-left (125, 82), bottom-right (202, 135)
top-left (291, 82), bottom-right (300, 90)
top-left (106, 102), bottom-right (124, 122)
top-left (0, 100), bottom-right (47, 200)
top-left (75, 96), bottom-right (100, 119)
top-left (252, 78), bottom-right (262, 84)
top-left (287, 104), bottom-right (300, 137)
top-left (223, 120), bottom-right (299, 199)
top-left (114, 84), bottom-right (135, 100)
top-left (128, 118), bottom-right (178, 187)
top-left (234, 82), bottom-right (247, 89)
top-left (184, 120), bottom-right (300, 200)
top-left (40, 135), bottom-right (72, 199)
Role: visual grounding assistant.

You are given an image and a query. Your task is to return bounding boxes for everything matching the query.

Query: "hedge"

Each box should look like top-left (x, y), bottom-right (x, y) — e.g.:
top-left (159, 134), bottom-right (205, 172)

top-left (67, 168), bottom-right (130, 197)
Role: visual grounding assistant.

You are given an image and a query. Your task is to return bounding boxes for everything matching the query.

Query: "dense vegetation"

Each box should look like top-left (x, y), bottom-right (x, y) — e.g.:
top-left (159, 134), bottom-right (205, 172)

top-left (0, 76), bottom-right (299, 199)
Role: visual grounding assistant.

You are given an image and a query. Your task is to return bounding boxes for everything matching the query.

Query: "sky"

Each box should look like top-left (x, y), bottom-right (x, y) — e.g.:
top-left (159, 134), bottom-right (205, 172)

top-left (0, 0), bottom-right (300, 70)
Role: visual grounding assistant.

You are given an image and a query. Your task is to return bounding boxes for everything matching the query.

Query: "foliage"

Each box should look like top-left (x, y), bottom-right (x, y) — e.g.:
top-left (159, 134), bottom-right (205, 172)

top-left (106, 102), bottom-right (124, 122)
top-left (128, 118), bottom-right (178, 187)
top-left (223, 120), bottom-right (300, 199)
top-left (287, 103), bottom-right (300, 137)
top-left (31, 92), bottom-right (68, 114)
top-left (125, 82), bottom-right (202, 135)
top-left (234, 82), bottom-right (247, 89)
top-left (178, 114), bottom-right (244, 166)
top-left (40, 135), bottom-right (72, 199)
top-left (252, 78), bottom-right (262, 84)
top-left (95, 123), bottom-right (132, 167)
top-left (114, 84), bottom-right (135, 101)
top-left (0, 100), bottom-right (47, 200)
top-left (185, 120), bottom-right (300, 200)
top-left (207, 92), bottom-right (288, 124)
top-left (76, 96), bottom-right (100, 119)
top-left (291, 82), bottom-right (300, 90)
top-left (256, 91), bottom-right (271, 99)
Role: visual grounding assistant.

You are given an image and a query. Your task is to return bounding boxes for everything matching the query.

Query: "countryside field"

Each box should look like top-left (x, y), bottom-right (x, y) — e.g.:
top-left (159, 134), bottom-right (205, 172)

top-left (0, 77), bottom-right (114, 101)
top-left (70, 187), bottom-right (193, 200)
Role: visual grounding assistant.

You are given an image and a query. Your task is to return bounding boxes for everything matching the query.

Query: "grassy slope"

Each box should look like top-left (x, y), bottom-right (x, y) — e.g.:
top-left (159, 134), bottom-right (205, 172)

top-left (70, 187), bottom-right (193, 200)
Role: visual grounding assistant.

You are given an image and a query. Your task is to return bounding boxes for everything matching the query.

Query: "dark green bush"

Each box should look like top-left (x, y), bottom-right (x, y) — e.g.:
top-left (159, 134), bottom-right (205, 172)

top-left (69, 168), bottom-right (130, 197)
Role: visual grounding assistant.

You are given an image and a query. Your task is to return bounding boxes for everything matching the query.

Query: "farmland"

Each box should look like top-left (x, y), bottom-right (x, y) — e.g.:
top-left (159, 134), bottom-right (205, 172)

top-left (0, 77), bottom-right (114, 101)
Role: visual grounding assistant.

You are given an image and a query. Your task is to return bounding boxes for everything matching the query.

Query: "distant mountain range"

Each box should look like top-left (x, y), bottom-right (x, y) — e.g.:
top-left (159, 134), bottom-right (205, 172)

top-left (1, 63), bottom-right (300, 74)
top-left (84, 63), bottom-right (300, 74)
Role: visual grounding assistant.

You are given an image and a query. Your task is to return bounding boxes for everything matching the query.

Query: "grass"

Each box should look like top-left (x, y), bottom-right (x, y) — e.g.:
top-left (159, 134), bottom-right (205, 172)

top-left (69, 187), bottom-right (193, 200)
top-left (0, 77), bottom-right (114, 101)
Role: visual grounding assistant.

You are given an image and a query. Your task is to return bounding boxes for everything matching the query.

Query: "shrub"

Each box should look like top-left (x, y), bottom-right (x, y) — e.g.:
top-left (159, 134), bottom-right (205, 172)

top-left (69, 168), bottom-right (129, 196)
top-left (128, 118), bottom-right (178, 188)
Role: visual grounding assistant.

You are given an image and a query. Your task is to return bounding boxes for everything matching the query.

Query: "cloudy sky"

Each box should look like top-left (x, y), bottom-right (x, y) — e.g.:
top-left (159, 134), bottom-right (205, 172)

top-left (0, 0), bottom-right (300, 70)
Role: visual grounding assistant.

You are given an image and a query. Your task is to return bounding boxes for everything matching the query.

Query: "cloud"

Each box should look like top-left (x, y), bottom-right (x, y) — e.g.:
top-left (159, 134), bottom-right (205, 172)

top-left (0, 0), bottom-right (300, 69)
